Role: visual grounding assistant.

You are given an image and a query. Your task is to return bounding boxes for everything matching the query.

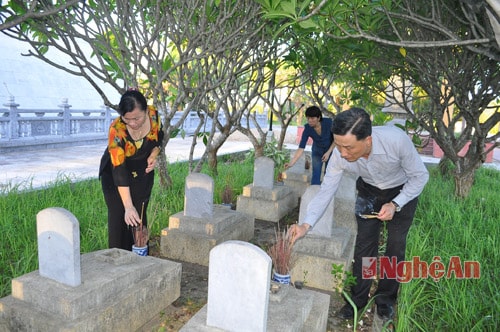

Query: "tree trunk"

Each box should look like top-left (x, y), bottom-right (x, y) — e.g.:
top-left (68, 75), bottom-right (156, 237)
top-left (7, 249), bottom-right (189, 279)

top-left (453, 169), bottom-right (475, 198)
top-left (438, 157), bottom-right (453, 178)
top-left (207, 148), bottom-right (218, 176)
top-left (254, 145), bottom-right (264, 158)
top-left (452, 158), bottom-right (481, 198)
top-left (157, 153), bottom-right (172, 189)
top-left (276, 123), bottom-right (289, 151)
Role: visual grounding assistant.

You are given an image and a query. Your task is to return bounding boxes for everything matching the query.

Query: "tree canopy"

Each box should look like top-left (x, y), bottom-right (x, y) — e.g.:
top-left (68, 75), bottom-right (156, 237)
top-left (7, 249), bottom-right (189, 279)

top-left (257, 0), bottom-right (500, 197)
top-left (1, 0), bottom-right (499, 196)
top-left (1, 0), bottom-right (283, 185)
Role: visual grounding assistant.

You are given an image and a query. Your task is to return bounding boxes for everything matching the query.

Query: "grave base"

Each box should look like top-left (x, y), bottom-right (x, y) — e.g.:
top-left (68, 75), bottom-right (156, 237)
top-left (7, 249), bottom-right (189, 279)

top-left (0, 249), bottom-right (181, 332)
top-left (291, 228), bottom-right (356, 291)
top-left (181, 284), bottom-right (330, 332)
top-left (160, 205), bottom-right (254, 266)
top-left (282, 169), bottom-right (311, 202)
top-left (236, 184), bottom-right (297, 222)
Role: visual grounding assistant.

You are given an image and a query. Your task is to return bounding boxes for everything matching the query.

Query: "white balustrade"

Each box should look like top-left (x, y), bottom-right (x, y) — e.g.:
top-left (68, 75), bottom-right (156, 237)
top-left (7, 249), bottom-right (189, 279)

top-left (0, 97), bottom-right (269, 150)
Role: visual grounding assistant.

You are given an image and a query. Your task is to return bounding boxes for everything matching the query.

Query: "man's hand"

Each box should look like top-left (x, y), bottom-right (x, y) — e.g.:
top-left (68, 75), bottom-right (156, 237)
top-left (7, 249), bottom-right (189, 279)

top-left (288, 223), bottom-right (311, 244)
top-left (377, 202), bottom-right (397, 221)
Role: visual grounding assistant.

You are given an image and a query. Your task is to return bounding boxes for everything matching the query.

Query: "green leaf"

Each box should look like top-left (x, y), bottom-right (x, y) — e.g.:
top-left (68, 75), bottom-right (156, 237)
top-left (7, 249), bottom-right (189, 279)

top-left (263, 11), bottom-right (295, 20)
top-left (169, 128), bottom-right (180, 138)
top-left (412, 135), bottom-right (422, 146)
top-left (298, 0), bottom-right (312, 15)
top-left (8, 0), bottom-right (27, 14)
top-left (298, 18), bottom-right (317, 30)
top-left (350, 91), bottom-right (361, 100)
top-left (394, 123), bottom-right (405, 131)
top-left (255, 0), bottom-right (277, 11)
top-left (162, 57), bottom-right (172, 71)
top-left (280, 0), bottom-right (297, 18)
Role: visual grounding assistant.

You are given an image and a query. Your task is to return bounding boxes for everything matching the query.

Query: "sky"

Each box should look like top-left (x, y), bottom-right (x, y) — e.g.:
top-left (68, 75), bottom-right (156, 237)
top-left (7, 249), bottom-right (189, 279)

top-left (0, 33), bottom-right (120, 110)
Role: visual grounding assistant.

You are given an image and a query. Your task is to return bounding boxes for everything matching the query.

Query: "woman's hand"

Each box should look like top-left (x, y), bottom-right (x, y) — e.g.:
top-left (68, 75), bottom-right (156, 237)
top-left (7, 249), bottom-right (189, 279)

top-left (145, 154), bottom-right (157, 173)
top-left (321, 150), bottom-right (332, 162)
top-left (145, 147), bottom-right (160, 173)
top-left (124, 206), bottom-right (141, 227)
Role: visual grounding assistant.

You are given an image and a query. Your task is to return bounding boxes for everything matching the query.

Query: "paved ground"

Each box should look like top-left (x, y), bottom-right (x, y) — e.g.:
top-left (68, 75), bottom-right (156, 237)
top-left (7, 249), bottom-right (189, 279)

top-left (1, 131), bottom-right (499, 191)
top-left (0, 136), bottom-right (254, 191)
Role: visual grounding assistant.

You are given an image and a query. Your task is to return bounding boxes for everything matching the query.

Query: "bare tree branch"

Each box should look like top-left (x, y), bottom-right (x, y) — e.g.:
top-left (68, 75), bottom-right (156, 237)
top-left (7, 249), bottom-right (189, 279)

top-left (0, 0), bottom-right (81, 31)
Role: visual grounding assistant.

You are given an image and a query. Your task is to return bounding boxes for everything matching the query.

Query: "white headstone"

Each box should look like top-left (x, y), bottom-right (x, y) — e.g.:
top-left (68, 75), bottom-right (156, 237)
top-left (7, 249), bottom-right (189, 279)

top-left (206, 241), bottom-right (271, 332)
top-left (299, 185), bottom-right (335, 237)
top-left (288, 150), bottom-right (306, 173)
top-left (184, 173), bottom-right (214, 218)
top-left (37, 207), bottom-right (81, 287)
top-left (253, 156), bottom-right (274, 189)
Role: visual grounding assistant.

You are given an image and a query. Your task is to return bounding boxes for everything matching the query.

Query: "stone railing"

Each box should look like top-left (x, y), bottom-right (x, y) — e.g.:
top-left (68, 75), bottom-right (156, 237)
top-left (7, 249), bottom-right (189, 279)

top-left (1, 97), bottom-right (112, 138)
top-left (0, 97), bottom-right (269, 152)
top-left (172, 109), bottom-right (268, 137)
top-left (0, 97), bottom-right (115, 152)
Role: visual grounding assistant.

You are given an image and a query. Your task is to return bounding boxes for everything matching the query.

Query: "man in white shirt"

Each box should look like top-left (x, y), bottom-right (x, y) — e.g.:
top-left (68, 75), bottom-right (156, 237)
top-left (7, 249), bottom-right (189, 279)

top-left (290, 107), bottom-right (429, 320)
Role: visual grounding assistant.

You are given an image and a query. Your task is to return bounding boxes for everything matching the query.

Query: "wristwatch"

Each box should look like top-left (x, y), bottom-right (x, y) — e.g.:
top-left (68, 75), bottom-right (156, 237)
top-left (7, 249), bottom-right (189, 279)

top-left (391, 201), bottom-right (401, 212)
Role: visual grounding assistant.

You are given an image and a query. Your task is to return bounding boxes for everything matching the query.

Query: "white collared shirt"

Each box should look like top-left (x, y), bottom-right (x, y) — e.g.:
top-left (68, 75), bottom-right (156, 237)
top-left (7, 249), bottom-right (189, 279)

top-left (305, 125), bottom-right (429, 227)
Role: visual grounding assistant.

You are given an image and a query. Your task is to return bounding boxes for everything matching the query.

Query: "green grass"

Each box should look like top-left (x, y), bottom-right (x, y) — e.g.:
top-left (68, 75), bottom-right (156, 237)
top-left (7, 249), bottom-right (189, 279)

top-left (0, 153), bottom-right (254, 298)
top-left (1, 157), bottom-right (499, 331)
top-left (397, 166), bottom-right (500, 331)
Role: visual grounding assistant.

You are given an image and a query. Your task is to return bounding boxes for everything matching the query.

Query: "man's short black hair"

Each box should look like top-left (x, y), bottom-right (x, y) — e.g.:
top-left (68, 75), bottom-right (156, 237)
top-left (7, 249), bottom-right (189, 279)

top-left (332, 107), bottom-right (372, 140)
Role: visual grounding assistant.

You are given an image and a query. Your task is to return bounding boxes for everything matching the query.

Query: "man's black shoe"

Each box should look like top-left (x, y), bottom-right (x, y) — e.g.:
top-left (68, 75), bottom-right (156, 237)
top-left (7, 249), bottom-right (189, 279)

top-left (337, 304), bottom-right (356, 319)
top-left (376, 304), bottom-right (394, 320)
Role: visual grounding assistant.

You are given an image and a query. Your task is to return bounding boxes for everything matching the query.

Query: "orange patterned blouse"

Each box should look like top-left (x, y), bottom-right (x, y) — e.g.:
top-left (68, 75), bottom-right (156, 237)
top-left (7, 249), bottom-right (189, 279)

top-left (104, 105), bottom-right (164, 186)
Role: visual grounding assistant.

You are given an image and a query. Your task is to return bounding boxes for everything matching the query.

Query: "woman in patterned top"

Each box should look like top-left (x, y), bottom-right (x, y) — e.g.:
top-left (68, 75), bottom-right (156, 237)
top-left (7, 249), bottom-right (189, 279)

top-left (99, 90), bottom-right (164, 250)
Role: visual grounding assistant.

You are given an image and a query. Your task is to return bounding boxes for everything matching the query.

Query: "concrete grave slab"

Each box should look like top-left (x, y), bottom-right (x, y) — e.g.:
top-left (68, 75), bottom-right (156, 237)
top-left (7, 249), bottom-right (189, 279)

top-left (290, 173), bottom-right (357, 291)
top-left (237, 157), bottom-right (297, 223)
top-left (181, 241), bottom-right (330, 332)
top-left (0, 249), bottom-right (182, 332)
top-left (162, 174), bottom-right (254, 266)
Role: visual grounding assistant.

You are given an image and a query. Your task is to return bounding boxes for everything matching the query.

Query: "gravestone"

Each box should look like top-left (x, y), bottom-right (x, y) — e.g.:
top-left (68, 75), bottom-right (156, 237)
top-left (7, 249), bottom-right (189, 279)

top-left (161, 174), bottom-right (254, 266)
top-left (253, 156), bottom-right (274, 189)
top-left (37, 207), bottom-right (81, 287)
top-left (185, 173), bottom-right (213, 218)
top-left (0, 208), bottom-right (182, 332)
top-left (282, 151), bottom-right (311, 202)
top-left (206, 241), bottom-right (271, 331)
top-left (237, 157), bottom-right (297, 222)
top-left (287, 152), bottom-right (307, 174)
top-left (298, 185), bottom-right (334, 237)
top-left (291, 174), bottom-right (357, 291)
top-left (181, 241), bottom-right (330, 332)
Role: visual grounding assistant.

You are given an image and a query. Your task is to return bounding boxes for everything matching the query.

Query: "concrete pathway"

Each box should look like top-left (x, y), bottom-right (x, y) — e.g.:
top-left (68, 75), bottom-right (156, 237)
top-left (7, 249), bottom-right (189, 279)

top-left (0, 136), bottom-right (253, 191)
